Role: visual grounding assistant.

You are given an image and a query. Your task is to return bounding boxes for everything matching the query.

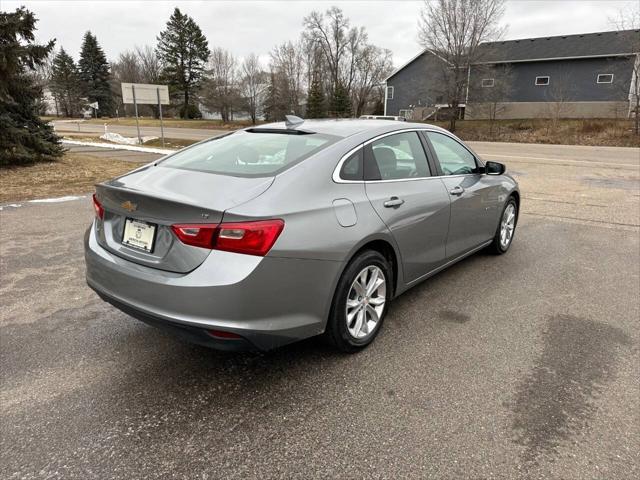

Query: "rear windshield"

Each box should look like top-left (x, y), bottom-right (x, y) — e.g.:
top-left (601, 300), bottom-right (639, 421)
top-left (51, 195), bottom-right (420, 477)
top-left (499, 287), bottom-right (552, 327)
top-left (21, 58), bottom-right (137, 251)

top-left (160, 130), bottom-right (338, 177)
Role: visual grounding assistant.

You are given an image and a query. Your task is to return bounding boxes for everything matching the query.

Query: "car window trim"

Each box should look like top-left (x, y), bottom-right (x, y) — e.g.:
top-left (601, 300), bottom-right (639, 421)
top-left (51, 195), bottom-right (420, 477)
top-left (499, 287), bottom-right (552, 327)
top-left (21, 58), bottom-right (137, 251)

top-left (332, 128), bottom-right (484, 184)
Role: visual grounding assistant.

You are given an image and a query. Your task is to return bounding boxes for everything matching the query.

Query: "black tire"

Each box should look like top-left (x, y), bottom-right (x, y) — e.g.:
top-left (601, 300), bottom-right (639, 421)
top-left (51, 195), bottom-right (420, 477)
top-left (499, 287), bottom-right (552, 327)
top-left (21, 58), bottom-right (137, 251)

top-left (325, 250), bottom-right (392, 353)
top-left (488, 197), bottom-right (518, 254)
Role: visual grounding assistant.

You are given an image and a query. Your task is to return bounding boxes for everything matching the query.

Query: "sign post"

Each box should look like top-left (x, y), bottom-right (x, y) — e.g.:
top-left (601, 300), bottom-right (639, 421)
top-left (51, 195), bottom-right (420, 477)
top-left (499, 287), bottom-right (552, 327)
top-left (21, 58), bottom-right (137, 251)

top-left (157, 87), bottom-right (165, 148)
top-left (132, 85), bottom-right (142, 144)
top-left (121, 83), bottom-right (170, 146)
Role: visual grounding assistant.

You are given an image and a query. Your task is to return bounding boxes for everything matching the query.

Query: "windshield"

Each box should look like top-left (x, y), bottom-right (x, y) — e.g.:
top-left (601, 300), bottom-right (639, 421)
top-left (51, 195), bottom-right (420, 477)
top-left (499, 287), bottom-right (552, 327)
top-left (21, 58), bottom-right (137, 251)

top-left (160, 130), bottom-right (338, 177)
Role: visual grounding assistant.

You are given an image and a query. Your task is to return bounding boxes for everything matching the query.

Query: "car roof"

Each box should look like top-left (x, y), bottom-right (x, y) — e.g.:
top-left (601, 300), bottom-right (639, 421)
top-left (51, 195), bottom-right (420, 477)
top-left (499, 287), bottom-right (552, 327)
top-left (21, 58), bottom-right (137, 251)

top-left (249, 119), bottom-right (448, 138)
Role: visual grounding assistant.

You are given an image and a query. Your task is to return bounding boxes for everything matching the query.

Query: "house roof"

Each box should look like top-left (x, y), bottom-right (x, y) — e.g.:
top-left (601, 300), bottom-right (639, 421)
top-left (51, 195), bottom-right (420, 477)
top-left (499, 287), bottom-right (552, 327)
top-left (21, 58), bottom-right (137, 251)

top-left (384, 50), bottom-right (449, 82)
top-left (386, 29), bottom-right (640, 82)
top-left (475, 29), bottom-right (639, 64)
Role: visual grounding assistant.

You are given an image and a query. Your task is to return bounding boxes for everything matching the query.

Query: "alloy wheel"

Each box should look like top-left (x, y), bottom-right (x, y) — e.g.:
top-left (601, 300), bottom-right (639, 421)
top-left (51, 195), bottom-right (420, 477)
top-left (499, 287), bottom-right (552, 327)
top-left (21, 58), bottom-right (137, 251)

top-left (345, 266), bottom-right (387, 339)
top-left (500, 203), bottom-right (516, 249)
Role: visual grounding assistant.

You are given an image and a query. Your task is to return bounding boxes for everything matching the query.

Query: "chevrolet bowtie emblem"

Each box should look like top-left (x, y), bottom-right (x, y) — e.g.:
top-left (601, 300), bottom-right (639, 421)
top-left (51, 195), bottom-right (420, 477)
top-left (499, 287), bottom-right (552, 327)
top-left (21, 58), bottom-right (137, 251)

top-left (121, 200), bottom-right (137, 212)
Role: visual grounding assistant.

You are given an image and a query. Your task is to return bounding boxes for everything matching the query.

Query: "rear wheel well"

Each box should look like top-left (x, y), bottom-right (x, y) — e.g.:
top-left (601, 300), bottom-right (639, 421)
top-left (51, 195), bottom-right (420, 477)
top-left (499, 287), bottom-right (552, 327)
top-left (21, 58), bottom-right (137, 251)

top-left (352, 240), bottom-right (398, 296)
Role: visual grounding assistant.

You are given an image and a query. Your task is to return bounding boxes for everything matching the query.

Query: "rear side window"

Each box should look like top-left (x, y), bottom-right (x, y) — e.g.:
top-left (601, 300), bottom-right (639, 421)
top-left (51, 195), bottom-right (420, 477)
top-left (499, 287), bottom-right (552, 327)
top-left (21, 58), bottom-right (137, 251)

top-left (161, 131), bottom-right (337, 177)
top-left (365, 132), bottom-right (431, 181)
top-left (340, 149), bottom-right (363, 181)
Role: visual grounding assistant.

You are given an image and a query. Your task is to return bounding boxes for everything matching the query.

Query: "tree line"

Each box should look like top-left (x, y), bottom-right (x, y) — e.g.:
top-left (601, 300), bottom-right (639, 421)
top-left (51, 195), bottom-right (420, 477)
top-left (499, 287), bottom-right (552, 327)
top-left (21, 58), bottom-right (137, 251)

top-left (39, 6), bottom-right (393, 122)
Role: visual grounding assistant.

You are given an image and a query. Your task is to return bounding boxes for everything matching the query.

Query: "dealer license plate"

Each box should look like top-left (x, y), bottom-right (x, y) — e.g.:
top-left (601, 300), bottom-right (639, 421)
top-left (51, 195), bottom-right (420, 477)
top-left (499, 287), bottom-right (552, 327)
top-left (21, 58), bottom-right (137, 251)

top-left (122, 218), bottom-right (156, 252)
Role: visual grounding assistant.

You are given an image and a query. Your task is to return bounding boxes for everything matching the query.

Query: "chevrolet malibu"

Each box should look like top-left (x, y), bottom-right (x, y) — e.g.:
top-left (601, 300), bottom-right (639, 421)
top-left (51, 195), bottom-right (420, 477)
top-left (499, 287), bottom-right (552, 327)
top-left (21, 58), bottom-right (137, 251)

top-left (85, 118), bottom-right (519, 352)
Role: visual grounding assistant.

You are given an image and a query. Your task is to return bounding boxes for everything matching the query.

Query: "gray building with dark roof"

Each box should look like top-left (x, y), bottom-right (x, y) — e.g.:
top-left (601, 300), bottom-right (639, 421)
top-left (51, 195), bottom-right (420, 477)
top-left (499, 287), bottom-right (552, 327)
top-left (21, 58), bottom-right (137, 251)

top-left (384, 29), bottom-right (639, 120)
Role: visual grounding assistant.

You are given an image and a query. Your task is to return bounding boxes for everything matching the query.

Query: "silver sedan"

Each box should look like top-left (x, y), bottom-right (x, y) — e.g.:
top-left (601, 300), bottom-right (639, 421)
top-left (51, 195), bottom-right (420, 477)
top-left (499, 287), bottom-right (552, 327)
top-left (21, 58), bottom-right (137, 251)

top-left (85, 118), bottom-right (519, 352)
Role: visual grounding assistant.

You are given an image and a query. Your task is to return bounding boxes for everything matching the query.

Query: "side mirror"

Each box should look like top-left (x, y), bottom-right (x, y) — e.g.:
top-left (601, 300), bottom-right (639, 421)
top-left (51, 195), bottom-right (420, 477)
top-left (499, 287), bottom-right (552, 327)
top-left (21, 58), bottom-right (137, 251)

top-left (485, 161), bottom-right (505, 175)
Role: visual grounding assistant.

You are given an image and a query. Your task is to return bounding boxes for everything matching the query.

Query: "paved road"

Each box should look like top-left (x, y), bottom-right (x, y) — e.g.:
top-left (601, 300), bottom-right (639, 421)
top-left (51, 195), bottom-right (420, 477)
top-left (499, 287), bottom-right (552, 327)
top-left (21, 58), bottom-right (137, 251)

top-left (1, 143), bottom-right (639, 479)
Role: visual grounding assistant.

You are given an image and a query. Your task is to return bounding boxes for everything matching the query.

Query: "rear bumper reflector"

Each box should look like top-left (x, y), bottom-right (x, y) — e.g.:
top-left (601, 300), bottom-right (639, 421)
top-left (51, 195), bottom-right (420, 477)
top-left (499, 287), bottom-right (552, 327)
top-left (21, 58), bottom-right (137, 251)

top-left (207, 329), bottom-right (244, 340)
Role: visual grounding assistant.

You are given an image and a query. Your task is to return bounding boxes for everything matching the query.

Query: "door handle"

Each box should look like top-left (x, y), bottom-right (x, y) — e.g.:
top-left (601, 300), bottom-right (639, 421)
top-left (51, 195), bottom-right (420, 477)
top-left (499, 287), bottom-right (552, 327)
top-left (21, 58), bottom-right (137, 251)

top-left (449, 186), bottom-right (465, 196)
top-left (383, 196), bottom-right (405, 208)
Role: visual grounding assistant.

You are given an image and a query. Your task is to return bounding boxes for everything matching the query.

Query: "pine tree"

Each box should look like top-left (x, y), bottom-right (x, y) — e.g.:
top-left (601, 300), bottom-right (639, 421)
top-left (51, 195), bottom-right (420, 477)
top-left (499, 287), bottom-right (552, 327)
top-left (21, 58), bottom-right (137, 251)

top-left (263, 72), bottom-right (288, 122)
top-left (156, 8), bottom-right (210, 118)
top-left (51, 48), bottom-right (83, 117)
top-left (329, 83), bottom-right (352, 118)
top-left (79, 31), bottom-right (113, 116)
top-left (306, 71), bottom-right (326, 119)
top-left (0, 7), bottom-right (63, 165)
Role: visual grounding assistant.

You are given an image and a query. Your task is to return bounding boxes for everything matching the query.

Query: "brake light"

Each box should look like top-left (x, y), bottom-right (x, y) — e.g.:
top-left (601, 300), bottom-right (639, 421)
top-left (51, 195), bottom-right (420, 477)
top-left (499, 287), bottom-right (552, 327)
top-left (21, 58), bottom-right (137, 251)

top-left (171, 224), bottom-right (217, 249)
top-left (171, 219), bottom-right (284, 255)
top-left (213, 219), bottom-right (284, 256)
top-left (92, 193), bottom-right (104, 219)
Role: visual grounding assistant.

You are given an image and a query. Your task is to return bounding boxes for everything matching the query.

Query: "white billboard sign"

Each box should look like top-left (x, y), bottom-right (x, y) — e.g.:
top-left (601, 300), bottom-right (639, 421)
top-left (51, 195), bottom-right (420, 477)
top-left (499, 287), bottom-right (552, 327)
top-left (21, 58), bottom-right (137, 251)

top-left (121, 83), bottom-right (170, 105)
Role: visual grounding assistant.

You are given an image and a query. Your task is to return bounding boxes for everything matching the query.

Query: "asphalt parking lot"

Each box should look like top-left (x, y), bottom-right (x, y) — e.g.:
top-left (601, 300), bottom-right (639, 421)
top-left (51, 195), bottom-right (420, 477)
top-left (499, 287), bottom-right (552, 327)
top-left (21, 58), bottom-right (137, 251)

top-left (1, 143), bottom-right (639, 479)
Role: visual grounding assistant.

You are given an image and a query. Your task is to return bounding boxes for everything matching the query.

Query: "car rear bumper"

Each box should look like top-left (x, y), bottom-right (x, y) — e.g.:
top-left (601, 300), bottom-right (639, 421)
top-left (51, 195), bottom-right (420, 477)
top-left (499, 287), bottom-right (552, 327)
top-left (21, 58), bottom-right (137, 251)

top-left (84, 223), bottom-right (342, 351)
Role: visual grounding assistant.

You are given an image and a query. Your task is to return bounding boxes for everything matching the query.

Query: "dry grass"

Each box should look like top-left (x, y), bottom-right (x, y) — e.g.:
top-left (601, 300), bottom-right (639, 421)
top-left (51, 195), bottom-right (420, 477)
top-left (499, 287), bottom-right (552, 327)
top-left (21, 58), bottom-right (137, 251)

top-left (42, 116), bottom-right (255, 130)
top-left (138, 137), bottom-right (196, 149)
top-left (0, 152), bottom-right (137, 203)
top-left (430, 119), bottom-right (640, 147)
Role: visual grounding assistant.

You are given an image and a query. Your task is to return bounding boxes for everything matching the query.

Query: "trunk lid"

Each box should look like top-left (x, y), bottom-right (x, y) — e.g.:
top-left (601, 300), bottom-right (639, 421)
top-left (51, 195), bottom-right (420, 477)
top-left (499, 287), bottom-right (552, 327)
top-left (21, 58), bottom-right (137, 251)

top-left (94, 164), bottom-right (274, 273)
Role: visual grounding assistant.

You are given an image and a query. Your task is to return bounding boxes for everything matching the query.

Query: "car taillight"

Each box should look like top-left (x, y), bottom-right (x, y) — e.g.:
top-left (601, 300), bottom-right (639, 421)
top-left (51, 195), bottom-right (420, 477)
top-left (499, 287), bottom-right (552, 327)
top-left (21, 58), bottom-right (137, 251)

top-left (213, 219), bottom-right (284, 256)
top-left (171, 219), bottom-right (284, 256)
top-left (171, 224), bottom-right (217, 249)
top-left (92, 193), bottom-right (104, 219)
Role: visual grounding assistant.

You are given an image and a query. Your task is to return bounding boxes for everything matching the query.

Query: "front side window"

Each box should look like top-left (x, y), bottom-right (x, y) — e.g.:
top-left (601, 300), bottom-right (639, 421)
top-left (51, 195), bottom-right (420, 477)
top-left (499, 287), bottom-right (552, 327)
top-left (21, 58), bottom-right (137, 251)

top-left (535, 76), bottom-right (550, 86)
top-left (597, 73), bottom-right (614, 84)
top-left (160, 130), bottom-right (337, 177)
top-left (365, 132), bottom-right (431, 181)
top-left (427, 132), bottom-right (478, 176)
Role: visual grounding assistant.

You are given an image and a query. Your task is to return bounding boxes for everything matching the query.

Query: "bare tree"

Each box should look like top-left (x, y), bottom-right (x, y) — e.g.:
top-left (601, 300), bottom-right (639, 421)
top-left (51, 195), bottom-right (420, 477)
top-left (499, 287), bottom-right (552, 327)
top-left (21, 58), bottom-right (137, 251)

top-left (109, 47), bottom-right (164, 118)
top-left (418, 0), bottom-right (506, 131)
top-left (240, 53), bottom-right (265, 124)
top-left (135, 46), bottom-right (161, 84)
top-left (468, 64), bottom-right (514, 135)
top-left (34, 49), bottom-right (60, 115)
top-left (110, 50), bottom-right (143, 117)
top-left (303, 7), bottom-right (366, 94)
top-left (609, 5), bottom-right (640, 134)
top-left (270, 41), bottom-right (305, 115)
top-left (201, 48), bottom-right (239, 123)
top-left (351, 45), bottom-right (393, 117)
top-left (544, 70), bottom-right (573, 131)
top-left (111, 51), bottom-right (143, 84)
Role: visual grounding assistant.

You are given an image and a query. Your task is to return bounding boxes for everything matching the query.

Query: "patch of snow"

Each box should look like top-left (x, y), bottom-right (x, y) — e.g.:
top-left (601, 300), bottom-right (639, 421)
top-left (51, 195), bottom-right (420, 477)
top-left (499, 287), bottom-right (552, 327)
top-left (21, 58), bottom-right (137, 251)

top-left (29, 195), bottom-right (86, 203)
top-left (0, 203), bottom-right (23, 211)
top-left (61, 139), bottom-right (175, 155)
top-left (100, 132), bottom-right (158, 145)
